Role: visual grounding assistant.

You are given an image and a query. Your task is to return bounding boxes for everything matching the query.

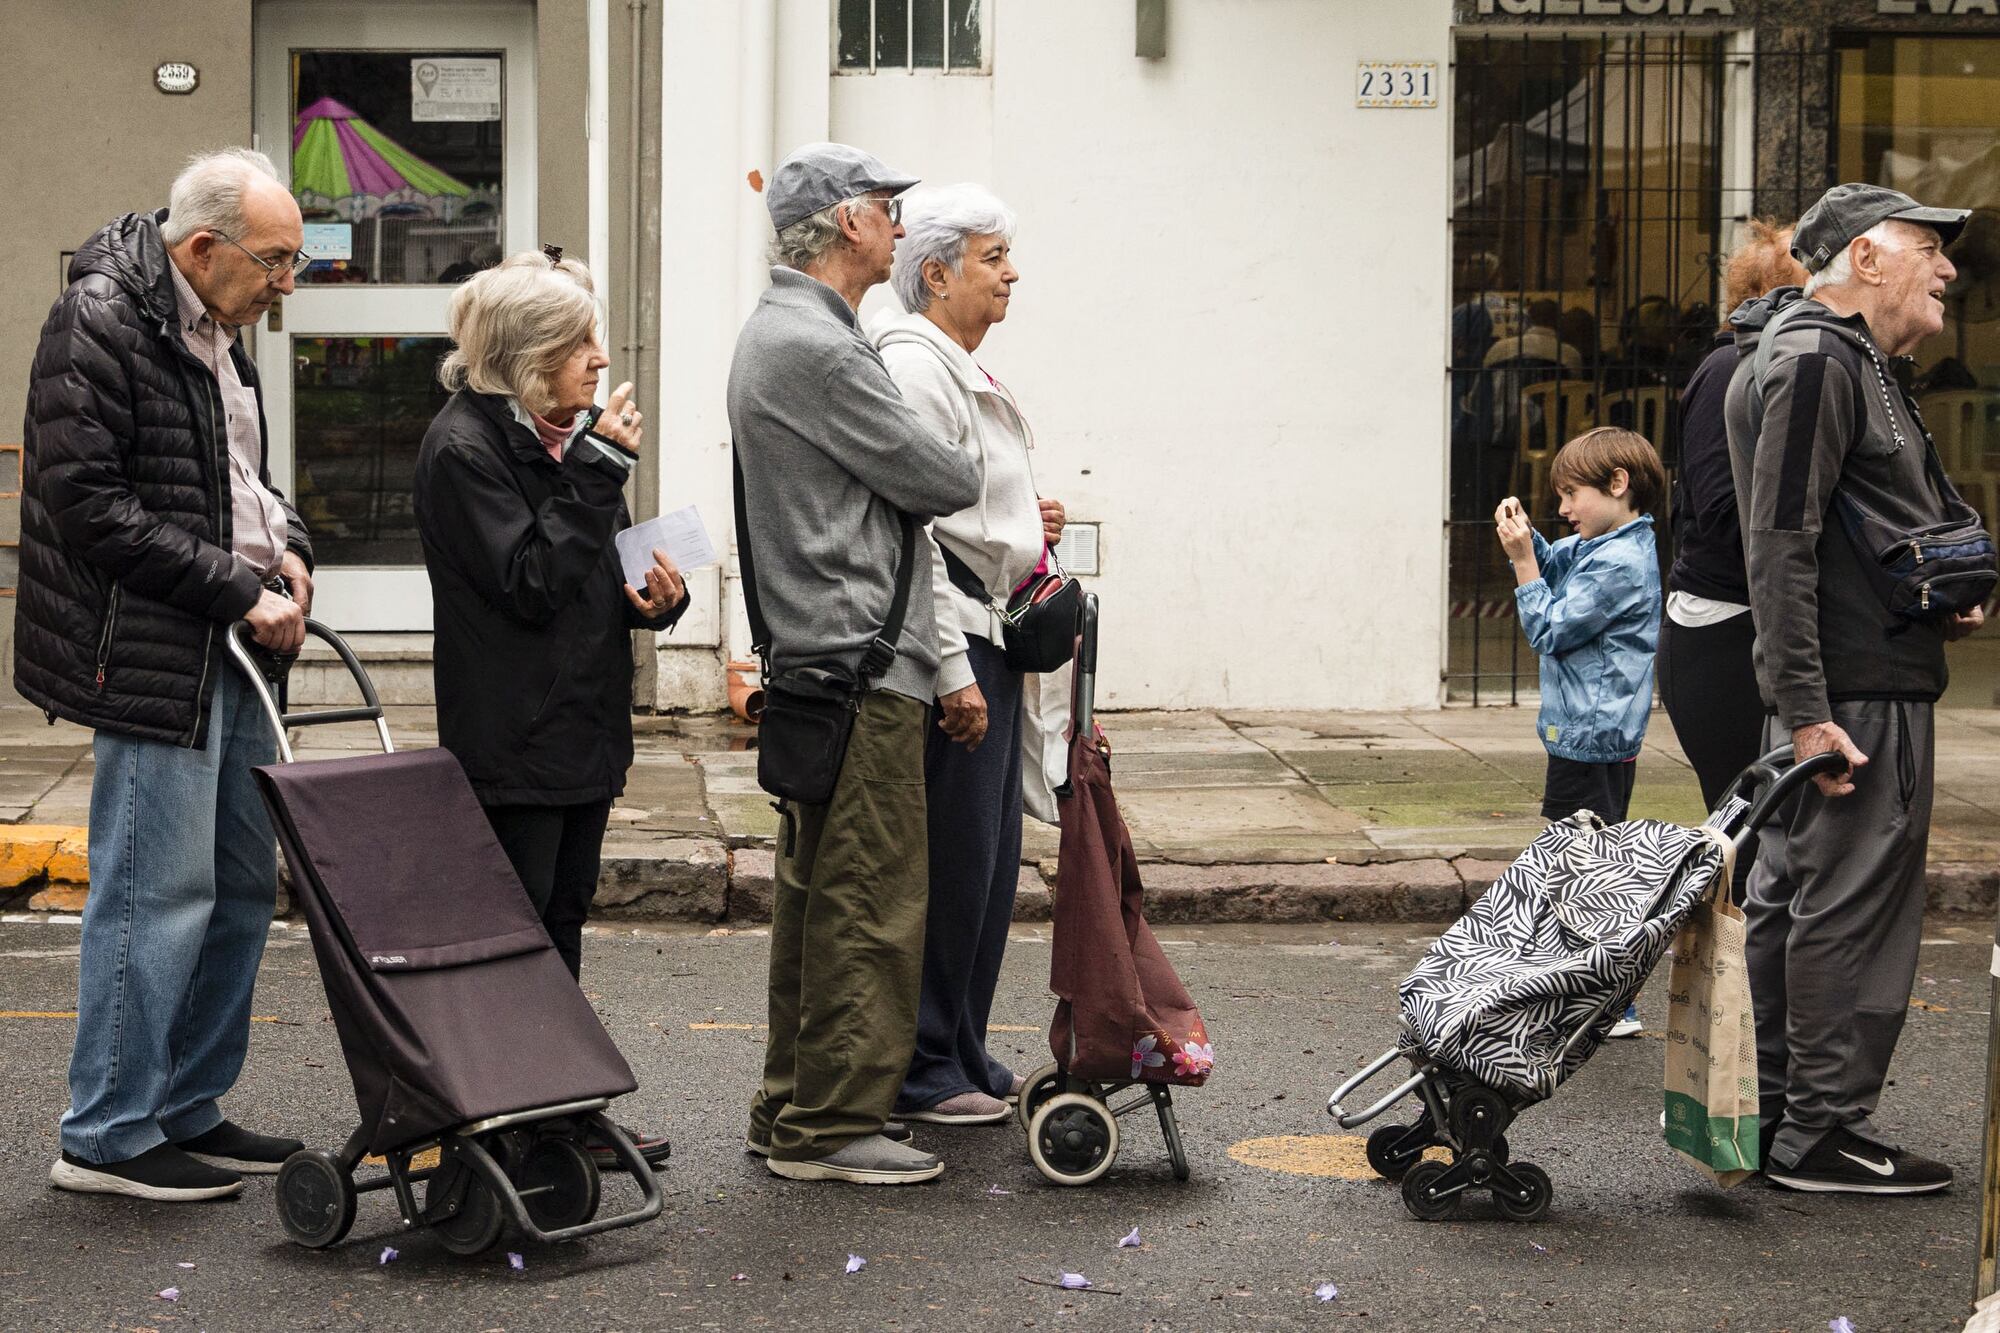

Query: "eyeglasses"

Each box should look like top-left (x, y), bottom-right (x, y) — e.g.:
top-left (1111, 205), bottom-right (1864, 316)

top-left (212, 232), bottom-right (314, 281)
top-left (864, 195), bottom-right (902, 225)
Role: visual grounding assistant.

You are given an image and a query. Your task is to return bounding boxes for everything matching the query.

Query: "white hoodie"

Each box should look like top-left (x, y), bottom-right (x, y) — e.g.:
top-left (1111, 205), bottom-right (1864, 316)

top-left (872, 310), bottom-right (1045, 698)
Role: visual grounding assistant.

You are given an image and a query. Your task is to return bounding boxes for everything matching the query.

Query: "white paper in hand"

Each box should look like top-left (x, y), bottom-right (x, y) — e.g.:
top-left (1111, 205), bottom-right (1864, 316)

top-left (615, 505), bottom-right (716, 590)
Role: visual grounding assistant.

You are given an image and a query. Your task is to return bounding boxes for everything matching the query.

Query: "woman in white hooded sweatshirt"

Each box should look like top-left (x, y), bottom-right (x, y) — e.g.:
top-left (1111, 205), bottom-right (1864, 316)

top-left (874, 185), bottom-right (1067, 1126)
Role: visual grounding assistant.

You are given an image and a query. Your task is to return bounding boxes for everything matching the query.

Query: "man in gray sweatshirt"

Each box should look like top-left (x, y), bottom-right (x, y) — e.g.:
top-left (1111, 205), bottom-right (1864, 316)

top-left (728, 143), bottom-right (980, 1185)
top-left (1724, 183), bottom-right (1976, 1196)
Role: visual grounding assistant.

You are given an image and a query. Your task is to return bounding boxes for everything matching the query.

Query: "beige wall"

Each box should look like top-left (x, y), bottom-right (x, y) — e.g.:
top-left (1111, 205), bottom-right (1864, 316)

top-left (0, 0), bottom-right (254, 683)
top-left (0, 0), bottom-right (254, 437)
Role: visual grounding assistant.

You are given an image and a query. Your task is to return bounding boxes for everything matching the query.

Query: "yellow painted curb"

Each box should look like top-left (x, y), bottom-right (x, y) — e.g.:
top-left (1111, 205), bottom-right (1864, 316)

top-left (0, 825), bottom-right (88, 890)
top-left (1227, 1133), bottom-right (1449, 1180)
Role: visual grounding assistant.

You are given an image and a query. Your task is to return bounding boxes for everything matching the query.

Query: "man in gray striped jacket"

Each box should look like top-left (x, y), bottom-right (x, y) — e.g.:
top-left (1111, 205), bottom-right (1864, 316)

top-left (1725, 183), bottom-right (1975, 1196)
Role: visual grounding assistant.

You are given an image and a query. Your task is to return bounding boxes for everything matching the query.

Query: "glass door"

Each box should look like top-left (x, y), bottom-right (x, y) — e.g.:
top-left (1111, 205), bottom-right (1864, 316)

top-left (253, 2), bottom-right (537, 631)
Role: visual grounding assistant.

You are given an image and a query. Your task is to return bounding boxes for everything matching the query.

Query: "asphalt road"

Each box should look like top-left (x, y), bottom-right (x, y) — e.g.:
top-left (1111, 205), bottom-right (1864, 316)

top-left (0, 916), bottom-right (1991, 1332)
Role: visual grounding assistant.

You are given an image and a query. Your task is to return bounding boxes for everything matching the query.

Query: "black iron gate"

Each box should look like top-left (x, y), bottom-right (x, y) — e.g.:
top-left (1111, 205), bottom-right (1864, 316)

top-left (1447, 30), bottom-right (1825, 702)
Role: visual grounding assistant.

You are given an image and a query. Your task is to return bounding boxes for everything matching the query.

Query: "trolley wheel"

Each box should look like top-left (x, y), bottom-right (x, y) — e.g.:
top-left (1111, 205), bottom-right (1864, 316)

top-left (1447, 1085), bottom-right (1511, 1152)
top-left (1494, 1162), bottom-right (1553, 1223)
top-left (515, 1136), bottom-right (600, 1233)
top-left (1016, 1062), bottom-right (1064, 1133)
top-left (1157, 1093), bottom-right (1190, 1182)
top-left (1400, 1159), bottom-right (1460, 1222)
top-left (275, 1149), bottom-right (356, 1250)
top-left (1365, 1123), bottom-right (1428, 1181)
top-left (1028, 1093), bottom-right (1120, 1187)
top-left (423, 1146), bottom-right (507, 1257)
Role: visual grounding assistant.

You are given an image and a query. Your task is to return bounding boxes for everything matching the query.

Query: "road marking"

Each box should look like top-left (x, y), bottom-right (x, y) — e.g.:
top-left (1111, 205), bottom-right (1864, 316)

top-left (1227, 1133), bottom-right (1447, 1181)
top-left (2, 1010), bottom-right (286, 1022)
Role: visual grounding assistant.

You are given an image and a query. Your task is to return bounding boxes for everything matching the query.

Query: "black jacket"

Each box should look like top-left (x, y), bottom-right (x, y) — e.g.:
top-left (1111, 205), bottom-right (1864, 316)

top-left (1668, 332), bottom-right (1749, 604)
top-left (15, 210), bottom-right (311, 746)
top-left (1724, 289), bottom-right (1953, 727)
top-left (412, 390), bottom-right (687, 805)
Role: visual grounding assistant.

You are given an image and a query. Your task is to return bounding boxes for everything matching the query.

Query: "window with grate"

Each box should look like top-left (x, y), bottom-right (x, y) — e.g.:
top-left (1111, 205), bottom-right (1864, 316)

top-left (836, 0), bottom-right (986, 74)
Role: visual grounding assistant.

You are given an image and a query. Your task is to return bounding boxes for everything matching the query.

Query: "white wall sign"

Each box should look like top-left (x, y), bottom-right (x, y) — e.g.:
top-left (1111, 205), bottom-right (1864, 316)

top-left (411, 58), bottom-right (501, 122)
top-left (155, 62), bottom-right (198, 95)
top-left (1474, 0), bottom-right (1736, 13)
top-left (300, 223), bottom-right (352, 261)
top-left (1358, 62), bottom-right (1439, 108)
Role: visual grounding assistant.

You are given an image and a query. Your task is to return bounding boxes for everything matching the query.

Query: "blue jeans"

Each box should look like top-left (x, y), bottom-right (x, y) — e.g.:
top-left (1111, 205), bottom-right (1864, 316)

top-left (61, 668), bottom-right (278, 1164)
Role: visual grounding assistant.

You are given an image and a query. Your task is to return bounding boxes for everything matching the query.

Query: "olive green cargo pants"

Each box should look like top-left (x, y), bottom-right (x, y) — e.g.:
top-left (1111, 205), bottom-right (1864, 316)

top-left (751, 691), bottom-right (930, 1161)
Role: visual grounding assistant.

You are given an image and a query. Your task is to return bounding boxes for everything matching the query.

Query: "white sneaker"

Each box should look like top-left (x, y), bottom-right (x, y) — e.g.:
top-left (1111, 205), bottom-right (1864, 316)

top-left (1608, 1003), bottom-right (1642, 1039)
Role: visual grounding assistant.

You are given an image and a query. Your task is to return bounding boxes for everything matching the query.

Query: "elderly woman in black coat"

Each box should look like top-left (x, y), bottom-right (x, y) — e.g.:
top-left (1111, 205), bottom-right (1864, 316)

top-left (413, 249), bottom-right (687, 1167)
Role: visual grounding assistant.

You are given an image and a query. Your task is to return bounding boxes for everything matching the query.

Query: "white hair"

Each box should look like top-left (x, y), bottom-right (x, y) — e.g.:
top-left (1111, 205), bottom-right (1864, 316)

top-left (1803, 218), bottom-right (1935, 298)
top-left (439, 251), bottom-right (600, 414)
top-left (159, 148), bottom-right (283, 246)
top-left (769, 196), bottom-right (871, 271)
top-left (890, 184), bottom-right (1018, 314)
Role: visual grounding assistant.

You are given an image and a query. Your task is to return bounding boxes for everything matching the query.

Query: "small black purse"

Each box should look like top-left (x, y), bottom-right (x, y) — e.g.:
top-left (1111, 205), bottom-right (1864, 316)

top-left (939, 543), bottom-right (1081, 673)
top-left (733, 451), bottom-right (917, 805)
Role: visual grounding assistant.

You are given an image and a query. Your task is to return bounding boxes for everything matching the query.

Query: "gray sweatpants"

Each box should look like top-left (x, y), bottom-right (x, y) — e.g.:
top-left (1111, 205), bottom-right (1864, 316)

top-left (1744, 700), bottom-right (1933, 1167)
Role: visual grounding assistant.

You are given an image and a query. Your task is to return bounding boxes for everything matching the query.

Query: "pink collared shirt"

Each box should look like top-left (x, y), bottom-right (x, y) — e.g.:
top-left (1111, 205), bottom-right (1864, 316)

top-left (167, 261), bottom-right (289, 578)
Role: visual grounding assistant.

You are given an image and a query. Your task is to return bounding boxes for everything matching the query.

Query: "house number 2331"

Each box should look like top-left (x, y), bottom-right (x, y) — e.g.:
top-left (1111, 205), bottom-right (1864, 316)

top-left (1357, 62), bottom-right (1439, 109)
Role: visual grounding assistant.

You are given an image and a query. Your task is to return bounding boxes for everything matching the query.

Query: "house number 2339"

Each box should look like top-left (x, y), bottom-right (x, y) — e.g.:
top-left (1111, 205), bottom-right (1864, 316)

top-left (1357, 63), bottom-right (1439, 109)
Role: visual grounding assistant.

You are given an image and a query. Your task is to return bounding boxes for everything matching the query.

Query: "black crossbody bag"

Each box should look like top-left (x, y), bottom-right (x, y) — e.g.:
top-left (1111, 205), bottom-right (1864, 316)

top-left (733, 449), bottom-right (917, 805)
top-left (936, 542), bottom-right (1082, 673)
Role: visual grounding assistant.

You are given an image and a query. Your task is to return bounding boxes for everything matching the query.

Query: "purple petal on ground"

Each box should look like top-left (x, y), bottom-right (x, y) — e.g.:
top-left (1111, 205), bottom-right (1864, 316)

top-left (731, 1272), bottom-right (748, 1282)
top-left (1530, 1243), bottom-right (1548, 1254)
top-left (1117, 1227), bottom-right (1141, 1248)
top-left (1315, 1282), bottom-right (1339, 1303)
top-left (158, 1288), bottom-right (180, 1302)
top-left (379, 1247), bottom-right (399, 1265)
top-left (1058, 1272), bottom-right (1092, 1290)
top-left (176, 1262), bottom-right (196, 1270)
top-left (845, 1254), bottom-right (866, 1274)
top-left (986, 1184), bottom-right (1011, 1197)
top-left (507, 1252), bottom-right (525, 1272)
top-left (1830, 1320), bottom-right (1857, 1333)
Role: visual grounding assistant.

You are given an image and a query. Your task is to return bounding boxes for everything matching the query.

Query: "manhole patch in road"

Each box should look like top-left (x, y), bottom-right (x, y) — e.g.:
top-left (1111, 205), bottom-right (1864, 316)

top-left (1227, 1133), bottom-right (1446, 1180)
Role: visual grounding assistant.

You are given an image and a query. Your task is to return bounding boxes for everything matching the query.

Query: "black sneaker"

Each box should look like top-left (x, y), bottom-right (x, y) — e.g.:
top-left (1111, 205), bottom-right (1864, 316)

top-left (586, 1121), bottom-right (672, 1172)
top-left (174, 1120), bottom-right (305, 1175)
top-left (1764, 1126), bottom-right (1952, 1195)
top-left (50, 1144), bottom-right (243, 1202)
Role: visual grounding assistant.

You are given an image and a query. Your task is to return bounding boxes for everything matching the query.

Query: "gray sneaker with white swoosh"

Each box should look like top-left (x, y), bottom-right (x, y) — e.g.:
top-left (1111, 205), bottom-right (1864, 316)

top-left (1764, 1126), bottom-right (1952, 1195)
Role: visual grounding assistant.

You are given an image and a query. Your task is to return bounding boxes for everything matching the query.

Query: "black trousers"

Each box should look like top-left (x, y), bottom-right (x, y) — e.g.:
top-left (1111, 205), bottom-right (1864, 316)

top-left (482, 799), bottom-right (613, 980)
top-left (1657, 611), bottom-right (1764, 897)
top-left (1542, 755), bottom-right (1636, 824)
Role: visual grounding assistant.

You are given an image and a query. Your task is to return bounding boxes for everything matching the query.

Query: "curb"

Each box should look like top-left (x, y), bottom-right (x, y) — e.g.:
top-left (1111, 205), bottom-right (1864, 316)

top-left (0, 826), bottom-right (89, 912)
top-left (11, 833), bottom-right (1998, 925)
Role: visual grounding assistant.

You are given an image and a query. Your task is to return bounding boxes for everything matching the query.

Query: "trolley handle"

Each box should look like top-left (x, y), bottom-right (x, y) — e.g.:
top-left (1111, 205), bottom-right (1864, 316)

top-left (226, 619), bottom-right (394, 764)
top-left (1727, 744), bottom-right (1851, 834)
top-left (1072, 591), bottom-right (1100, 740)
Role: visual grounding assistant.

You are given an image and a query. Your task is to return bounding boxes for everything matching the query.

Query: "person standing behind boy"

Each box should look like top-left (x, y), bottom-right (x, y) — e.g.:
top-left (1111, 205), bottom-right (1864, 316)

top-left (1495, 426), bottom-right (1666, 1033)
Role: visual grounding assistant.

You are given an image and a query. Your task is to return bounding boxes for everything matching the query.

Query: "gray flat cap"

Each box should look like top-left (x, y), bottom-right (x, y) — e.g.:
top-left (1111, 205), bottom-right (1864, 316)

top-left (767, 142), bottom-right (920, 232)
top-left (1793, 182), bottom-right (1971, 274)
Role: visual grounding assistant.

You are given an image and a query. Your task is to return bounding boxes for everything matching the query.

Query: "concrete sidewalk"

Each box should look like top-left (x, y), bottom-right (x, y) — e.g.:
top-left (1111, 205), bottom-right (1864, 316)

top-left (4, 699), bottom-right (1998, 922)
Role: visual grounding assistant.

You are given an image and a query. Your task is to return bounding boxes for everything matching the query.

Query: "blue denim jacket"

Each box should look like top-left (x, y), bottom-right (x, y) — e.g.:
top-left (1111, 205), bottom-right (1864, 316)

top-left (1515, 515), bottom-right (1661, 763)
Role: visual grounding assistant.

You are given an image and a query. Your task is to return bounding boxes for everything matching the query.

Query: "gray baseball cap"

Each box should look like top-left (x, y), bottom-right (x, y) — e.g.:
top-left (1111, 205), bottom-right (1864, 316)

top-left (766, 142), bottom-right (920, 232)
top-left (1793, 182), bottom-right (1971, 274)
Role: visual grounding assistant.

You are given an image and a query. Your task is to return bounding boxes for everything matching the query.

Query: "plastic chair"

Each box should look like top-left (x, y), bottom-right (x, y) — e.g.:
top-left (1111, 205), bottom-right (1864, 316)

top-left (1516, 378), bottom-right (1594, 519)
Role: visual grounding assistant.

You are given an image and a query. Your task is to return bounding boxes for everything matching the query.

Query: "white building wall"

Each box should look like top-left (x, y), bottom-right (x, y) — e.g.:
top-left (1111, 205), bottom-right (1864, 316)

top-left (655, 0), bottom-right (1454, 712)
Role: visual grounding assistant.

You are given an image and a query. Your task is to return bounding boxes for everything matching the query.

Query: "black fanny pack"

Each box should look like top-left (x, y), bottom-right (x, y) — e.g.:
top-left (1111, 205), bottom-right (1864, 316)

top-left (1833, 473), bottom-right (1998, 622)
top-left (1750, 303), bottom-right (1998, 624)
top-left (938, 543), bottom-right (1082, 674)
top-left (733, 449), bottom-right (916, 806)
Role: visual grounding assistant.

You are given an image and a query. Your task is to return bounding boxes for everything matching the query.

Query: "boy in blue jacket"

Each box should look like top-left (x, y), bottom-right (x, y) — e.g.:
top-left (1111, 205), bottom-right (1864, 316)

top-left (1496, 426), bottom-right (1666, 1035)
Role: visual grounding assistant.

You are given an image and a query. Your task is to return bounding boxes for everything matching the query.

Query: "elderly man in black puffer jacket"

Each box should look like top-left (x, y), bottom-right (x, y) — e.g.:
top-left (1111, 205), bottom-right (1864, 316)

top-left (19, 148), bottom-right (313, 1203)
